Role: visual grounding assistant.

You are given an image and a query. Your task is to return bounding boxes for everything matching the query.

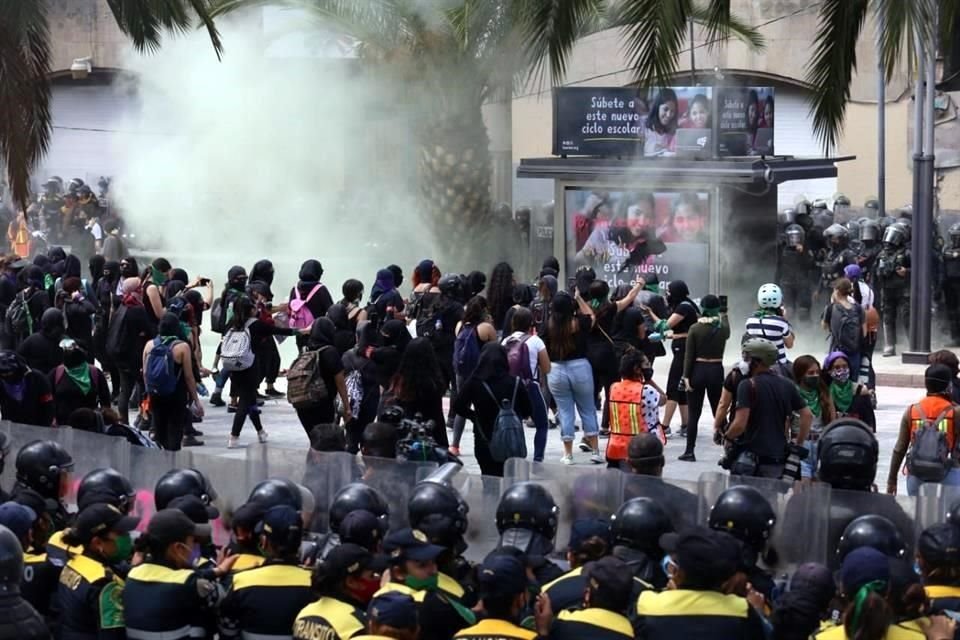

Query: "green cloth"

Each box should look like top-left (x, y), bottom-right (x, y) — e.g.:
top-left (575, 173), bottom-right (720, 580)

top-left (830, 380), bottom-right (855, 413)
top-left (753, 308), bottom-right (777, 318)
top-left (797, 385), bottom-right (822, 418)
top-left (44, 274), bottom-right (54, 292)
top-left (66, 363), bottom-right (92, 395)
top-left (150, 265), bottom-right (167, 286)
top-left (702, 307), bottom-right (721, 317)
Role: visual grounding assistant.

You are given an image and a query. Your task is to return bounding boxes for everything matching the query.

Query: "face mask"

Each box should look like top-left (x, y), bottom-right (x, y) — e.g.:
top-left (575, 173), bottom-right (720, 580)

top-left (188, 543), bottom-right (203, 567)
top-left (831, 368), bottom-right (850, 383)
top-left (109, 533), bottom-right (134, 563)
top-left (353, 575), bottom-right (381, 604)
top-left (404, 574), bottom-right (439, 592)
top-left (64, 350), bottom-right (86, 368)
top-left (803, 375), bottom-right (821, 389)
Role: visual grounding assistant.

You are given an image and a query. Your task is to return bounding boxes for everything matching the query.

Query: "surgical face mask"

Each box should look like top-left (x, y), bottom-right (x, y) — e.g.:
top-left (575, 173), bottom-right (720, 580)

top-left (109, 533), bottom-right (134, 563)
top-left (404, 574), bottom-right (439, 592)
top-left (831, 367), bottom-right (850, 383)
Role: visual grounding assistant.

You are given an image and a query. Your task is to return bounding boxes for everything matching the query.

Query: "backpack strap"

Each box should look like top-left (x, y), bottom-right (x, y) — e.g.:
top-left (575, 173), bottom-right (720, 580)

top-left (303, 284), bottom-right (323, 304)
top-left (510, 377), bottom-right (519, 408)
top-left (481, 381), bottom-right (502, 407)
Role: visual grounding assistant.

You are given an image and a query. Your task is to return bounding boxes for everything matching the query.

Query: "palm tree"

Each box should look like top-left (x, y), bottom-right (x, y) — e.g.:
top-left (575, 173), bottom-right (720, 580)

top-left (211, 0), bottom-right (763, 251)
top-left (0, 0), bottom-right (223, 210)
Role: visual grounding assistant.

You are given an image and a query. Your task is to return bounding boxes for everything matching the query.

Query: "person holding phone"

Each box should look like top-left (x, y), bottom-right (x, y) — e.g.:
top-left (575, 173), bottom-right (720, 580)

top-left (679, 295), bottom-right (729, 461)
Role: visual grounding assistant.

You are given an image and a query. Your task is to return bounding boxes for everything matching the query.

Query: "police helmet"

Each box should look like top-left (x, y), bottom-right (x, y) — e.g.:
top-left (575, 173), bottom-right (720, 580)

top-left (784, 224), bottom-right (805, 246)
top-left (15, 440), bottom-right (74, 498)
top-left (863, 198), bottom-right (879, 211)
top-left (794, 199), bottom-right (811, 216)
top-left (812, 198), bottom-right (830, 211)
top-left (329, 483), bottom-right (389, 533)
top-left (610, 498), bottom-right (673, 555)
top-left (845, 220), bottom-right (861, 241)
top-left (408, 482), bottom-right (469, 549)
top-left (0, 525), bottom-right (22, 592)
top-left (883, 223), bottom-right (907, 247)
top-left (897, 205), bottom-right (913, 219)
top-left (834, 194), bottom-right (852, 208)
top-left (495, 482), bottom-right (559, 541)
top-left (68, 178), bottom-right (84, 192)
top-left (757, 283), bottom-right (783, 309)
top-left (708, 486), bottom-right (777, 550)
top-left (77, 468), bottom-right (135, 513)
top-left (837, 515), bottom-right (906, 561)
top-left (438, 273), bottom-right (462, 297)
top-left (154, 468), bottom-right (217, 511)
top-left (742, 338), bottom-right (779, 367)
top-left (879, 216), bottom-right (896, 231)
top-left (43, 178), bottom-right (60, 192)
top-left (778, 208), bottom-right (797, 227)
top-left (815, 419), bottom-right (878, 491)
top-left (795, 212), bottom-right (814, 231)
top-left (77, 185), bottom-right (92, 197)
top-left (823, 223), bottom-right (849, 242)
top-left (861, 220), bottom-right (881, 243)
top-left (813, 211), bottom-right (834, 230)
top-left (247, 478), bottom-right (303, 511)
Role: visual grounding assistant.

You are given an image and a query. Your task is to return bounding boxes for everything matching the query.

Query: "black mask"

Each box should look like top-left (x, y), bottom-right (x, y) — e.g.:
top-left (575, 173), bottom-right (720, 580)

top-left (63, 349), bottom-right (86, 368)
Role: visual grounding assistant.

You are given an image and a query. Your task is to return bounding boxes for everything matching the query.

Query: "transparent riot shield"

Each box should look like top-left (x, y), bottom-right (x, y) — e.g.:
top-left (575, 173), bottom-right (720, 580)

top-left (454, 472), bottom-right (503, 563)
top-left (916, 483), bottom-right (960, 532)
top-left (359, 456), bottom-right (438, 531)
top-left (619, 472), bottom-right (701, 531)
top-left (696, 471), bottom-right (792, 524)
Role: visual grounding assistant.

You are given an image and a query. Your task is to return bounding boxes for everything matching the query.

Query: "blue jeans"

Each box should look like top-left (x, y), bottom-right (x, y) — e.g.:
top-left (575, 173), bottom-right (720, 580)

top-left (907, 467), bottom-right (960, 496)
top-left (525, 380), bottom-right (549, 462)
top-left (547, 359), bottom-right (598, 442)
top-left (800, 439), bottom-right (818, 479)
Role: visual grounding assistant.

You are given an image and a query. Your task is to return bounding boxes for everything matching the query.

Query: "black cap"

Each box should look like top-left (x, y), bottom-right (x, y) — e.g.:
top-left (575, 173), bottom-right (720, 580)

top-left (660, 526), bottom-right (742, 585)
top-left (368, 592), bottom-right (419, 630)
top-left (168, 494), bottom-right (219, 524)
top-left (477, 553), bottom-right (530, 598)
top-left (383, 528), bottom-right (445, 563)
top-left (315, 544), bottom-right (388, 588)
top-left (231, 501), bottom-right (266, 531)
top-left (919, 523), bottom-right (960, 567)
top-left (584, 556), bottom-right (634, 605)
top-left (147, 508), bottom-right (211, 544)
top-left (568, 518), bottom-right (611, 552)
top-left (340, 510), bottom-right (385, 550)
top-left (255, 505), bottom-right (302, 546)
top-left (0, 503), bottom-right (36, 540)
top-left (72, 504), bottom-right (140, 543)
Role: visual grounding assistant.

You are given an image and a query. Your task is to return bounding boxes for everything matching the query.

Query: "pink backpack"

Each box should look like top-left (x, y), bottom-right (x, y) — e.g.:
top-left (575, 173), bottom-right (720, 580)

top-left (289, 284), bottom-right (323, 329)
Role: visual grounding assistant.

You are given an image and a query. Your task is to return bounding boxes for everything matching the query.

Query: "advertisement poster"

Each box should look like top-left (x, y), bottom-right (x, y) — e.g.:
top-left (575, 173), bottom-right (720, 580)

top-left (554, 86), bottom-right (713, 158)
top-left (566, 187), bottom-right (710, 295)
top-left (717, 86), bottom-right (775, 156)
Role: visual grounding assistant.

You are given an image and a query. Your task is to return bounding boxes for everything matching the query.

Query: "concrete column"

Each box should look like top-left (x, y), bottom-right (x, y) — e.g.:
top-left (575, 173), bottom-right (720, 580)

top-left (487, 87), bottom-right (513, 209)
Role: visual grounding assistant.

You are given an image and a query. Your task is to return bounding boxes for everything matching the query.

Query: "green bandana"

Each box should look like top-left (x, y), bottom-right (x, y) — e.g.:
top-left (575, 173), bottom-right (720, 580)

top-left (753, 308), bottom-right (777, 318)
top-left (850, 580), bottom-right (887, 636)
top-left (797, 385), bottom-right (822, 418)
top-left (150, 265), bottom-right (167, 286)
top-left (830, 379), bottom-right (855, 413)
top-left (44, 273), bottom-right (54, 291)
top-left (702, 307), bottom-right (721, 318)
top-left (644, 283), bottom-right (659, 294)
top-left (66, 363), bottom-right (92, 395)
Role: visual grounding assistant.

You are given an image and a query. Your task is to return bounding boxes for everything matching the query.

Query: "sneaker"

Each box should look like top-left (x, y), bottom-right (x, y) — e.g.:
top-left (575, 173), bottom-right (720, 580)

top-left (182, 435), bottom-right (204, 447)
top-left (186, 427), bottom-right (204, 436)
top-left (590, 452), bottom-right (604, 464)
top-left (227, 436), bottom-right (240, 449)
top-left (578, 439), bottom-right (592, 453)
top-left (882, 347), bottom-right (896, 357)
top-left (679, 425), bottom-right (688, 438)
top-left (209, 392), bottom-right (225, 407)
top-left (257, 430), bottom-right (269, 444)
top-left (227, 404), bottom-right (238, 414)
top-left (678, 451), bottom-right (696, 462)
top-left (448, 446), bottom-right (461, 456)
top-left (599, 429), bottom-right (610, 438)
top-left (547, 418), bottom-right (558, 430)
top-left (264, 388), bottom-right (284, 397)
top-left (561, 454), bottom-right (574, 465)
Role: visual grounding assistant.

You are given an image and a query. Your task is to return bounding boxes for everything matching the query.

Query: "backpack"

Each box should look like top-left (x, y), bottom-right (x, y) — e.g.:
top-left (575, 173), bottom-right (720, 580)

top-left (289, 284), bottom-right (324, 330)
top-left (6, 290), bottom-right (36, 338)
top-left (907, 404), bottom-right (956, 482)
top-left (831, 303), bottom-right (862, 355)
top-left (411, 291), bottom-right (443, 339)
top-left (211, 289), bottom-right (242, 335)
top-left (454, 324), bottom-right (481, 379)
top-left (287, 347), bottom-right (331, 409)
top-left (504, 334), bottom-right (534, 381)
top-left (105, 305), bottom-right (130, 361)
top-left (345, 369), bottom-right (364, 418)
top-left (220, 319), bottom-right (256, 372)
top-left (482, 379), bottom-right (527, 463)
top-left (143, 338), bottom-right (181, 397)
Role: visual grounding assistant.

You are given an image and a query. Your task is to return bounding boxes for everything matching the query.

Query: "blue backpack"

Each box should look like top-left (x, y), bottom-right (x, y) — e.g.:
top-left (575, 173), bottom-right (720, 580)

top-left (453, 324), bottom-right (481, 379)
top-left (145, 338), bottom-right (181, 397)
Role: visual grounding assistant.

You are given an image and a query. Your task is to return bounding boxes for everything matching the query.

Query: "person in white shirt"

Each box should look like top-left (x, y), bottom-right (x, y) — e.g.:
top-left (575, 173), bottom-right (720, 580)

top-left (502, 307), bottom-right (551, 462)
top-left (843, 264), bottom-right (875, 309)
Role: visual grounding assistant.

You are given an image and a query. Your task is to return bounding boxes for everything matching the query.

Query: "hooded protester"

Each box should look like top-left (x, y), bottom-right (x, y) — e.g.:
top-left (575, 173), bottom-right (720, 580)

top-left (339, 279), bottom-right (364, 327)
top-left (8, 266), bottom-right (51, 348)
top-left (372, 319), bottom-right (411, 388)
top-left (453, 342), bottom-right (532, 476)
top-left (291, 259), bottom-right (334, 351)
top-left (294, 317), bottom-right (348, 439)
top-left (326, 304), bottom-right (356, 356)
top-left (50, 339), bottom-right (111, 427)
top-left (248, 261), bottom-right (281, 399)
top-left (106, 276), bottom-right (157, 424)
top-left (60, 276), bottom-right (97, 361)
top-left (117, 256), bottom-right (139, 295)
top-left (88, 255), bottom-right (105, 289)
top-left (250, 259), bottom-right (275, 288)
top-left (363, 268), bottom-right (405, 330)
top-left (0, 350), bottom-right (54, 426)
top-left (210, 265), bottom-right (248, 408)
top-left (342, 321), bottom-right (381, 453)
top-left (93, 261), bottom-right (121, 399)
top-left (17, 307), bottom-right (65, 375)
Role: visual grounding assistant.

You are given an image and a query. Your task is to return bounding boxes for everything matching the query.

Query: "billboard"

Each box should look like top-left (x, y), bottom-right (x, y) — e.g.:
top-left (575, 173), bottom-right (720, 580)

top-left (566, 187), bottom-right (710, 295)
top-left (717, 86), bottom-right (775, 156)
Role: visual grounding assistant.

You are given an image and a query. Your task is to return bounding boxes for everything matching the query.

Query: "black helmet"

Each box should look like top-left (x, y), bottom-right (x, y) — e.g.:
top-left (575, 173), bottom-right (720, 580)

top-left (794, 199), bottom-right (811, 216)
top-left (15, 440), bottom-right (73, 498)
top-left (834, 194), bottom-right (852, 208)
top-left (495, 482), bottom-right (559, 540)
top-left (778, 208), bottom-right (796, 227)
top-left (0, 525), bottom-right (22, 593)
top-left (795, 212), bottom-right (814, 231)
top-left (863, 198), bottom-right (880, 211)
top-left (812, 198), bottom-right (829, 211)
top-left (837, 515), bottom-right (906, 561)
top-left (329, 483), bottom-right (389, 533)
top-left (897, 205), bottom-right (913, 219)
top-left (77, 468), bottom-right (135, 513)
top-left (154, 468), bottom-right (217, 511)
top-left (408, 482), bottom-right (469, 549)
top-left (77, 185), bottom-right (92, 197)
top-left (845, 220), bottom-right (861, 241)
top-left (708, 485), bottom-right (776, 550)
top-left (861, 220), bottom-right (881, 243)
top-left (68, 178), bottom-right (84, 192)
top-left (610, 498), bottom-right (673, 555)
top-left (247, 478), bottom-right (303, 511)
top-left (883, 223), bottom-right (907, 247)
top-left (879, 216), bottom-right (896, 231)
top-left (816, 419), bottom-right (878, 490)
top-left (823, 223), bottom-right (849, 242)
top-left (438, 273), bottom-right (462, 297)
top-left (784, 224), bottom-right (804, 247)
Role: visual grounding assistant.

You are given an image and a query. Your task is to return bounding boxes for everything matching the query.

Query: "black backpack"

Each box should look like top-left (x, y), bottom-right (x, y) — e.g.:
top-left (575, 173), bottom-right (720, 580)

top-left (105, 305), bottom-right (131, 362)
top-left (411, 291), bottom-right (447, 340)
top-left (907, 404), bottom-right (956, 482)
top-left (830, 303), bottom-right (862, 355)
top-left (5, 290), bottom-right (38, 339)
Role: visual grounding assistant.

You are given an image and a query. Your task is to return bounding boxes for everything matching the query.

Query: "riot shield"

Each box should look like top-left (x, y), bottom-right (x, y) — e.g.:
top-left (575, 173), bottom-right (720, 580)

top-left (696, 472), bottom-right (791, 525)
top-left (453, 472), bottom-right (503, 563)
top-left (619, 472), bottom-right (701, 531)
top-left (359, 456), bottom-right (438, 531)
top-left (916, 483), bottom-right (960, 532)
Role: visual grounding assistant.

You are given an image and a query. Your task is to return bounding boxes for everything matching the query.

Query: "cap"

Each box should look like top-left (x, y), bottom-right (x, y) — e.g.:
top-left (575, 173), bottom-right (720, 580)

top-left (9, 259), bottom-right (30, 271)
top-left (340, 510), bottom-right (385, 550)
top-left (660, 526), bottom-right (741, 584)
top-left (568, 518), bottom-right (611, 552)
top-left (147, 508), bottom-right (211, 544)
top-left (918, 523), bottom-right (960, 567)
top-left (0, 503), bottom-right (36, 540)
top-left (584, 556), bottom-right (633, 604)
top-left (73, 503), bottom-right (140, 542)
top-left (231, 501), bottom-right (266, 531)
top-left (368, 592), bottom-right (419, 630)
top-left (168, 494), bottom-right (219, 524)
top-left (256, 505), bottom-right (302, 546)
top-left (627, 433), bottom-right (664, 462)
top-left (477, 553), bottom-right (530, 598)
top-left (840, 547), bottom-right (890, 595)
top-left (843, 264), bottom-right (862, 280)
top-left (789, 562), bottom-right (835, 596)
top-left (320, 543), bottom-right (388, 579)
top-left (383, 528), bottom-right (445, 563)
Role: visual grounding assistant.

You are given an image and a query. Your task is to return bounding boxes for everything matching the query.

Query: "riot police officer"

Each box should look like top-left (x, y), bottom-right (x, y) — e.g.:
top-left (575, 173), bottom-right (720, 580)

top-left (225, 501), bottom-right (267, 573)
top-left (153, 468), bottom-right (217, 511)
top-left (778, 223), bottom-right (814, 321)
top-left (875, 223), bottom-right (911, 356)
top-left (0, 501), bottom-right (57, 621)
top-left (819, 224), bottom-right (856, 296)
top-left (0, 523), bottom-right (48, 640)
top-left (313, 483), bottom-right (389, 562)
top-left (857, 219), bottom-right (882, 280)
top-left (836, 514), bottom-right (907, 561)
top-left (495, 481), bottom-right (563, 584)
top-left (37, 179), bottom-right (63, 234)
top-left (248, 477), bottom-right (303, 511)
top-left (941, 223), bottom-right (960, 345)
top-left (12, 441), bottom-right (73, 533)
top-left (708, 486), bottom-right (778, 601)
top-left (408, 480), bottom-right (472, 601)
top-left (833, 194), bottom-right (852, 220)
top-left (609, 497), bottom-right (674, 591)
top-left (76, 469), bottom-right (135, 514)
top-left (812, 199), bottom-right (833, 230)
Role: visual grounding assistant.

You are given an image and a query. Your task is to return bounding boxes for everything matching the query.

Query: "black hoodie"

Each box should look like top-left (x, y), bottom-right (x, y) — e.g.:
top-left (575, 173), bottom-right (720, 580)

top-left (17, 308), bottom-right (64, 374)
top-left (250, 259), bottom-right (275, 287)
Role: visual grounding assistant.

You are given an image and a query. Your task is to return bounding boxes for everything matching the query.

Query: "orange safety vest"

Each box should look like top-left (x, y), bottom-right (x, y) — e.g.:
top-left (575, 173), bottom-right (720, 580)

top-left (910, 396), bottom-right (957, 451)
top-left (606, 379), bottom-right (649, 461)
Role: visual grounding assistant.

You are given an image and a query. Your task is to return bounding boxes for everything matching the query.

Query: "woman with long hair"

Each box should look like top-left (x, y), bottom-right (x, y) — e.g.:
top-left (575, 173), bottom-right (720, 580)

top-left (503, 306), bottom-right (551, 462)
top-left (486, 262), bottom-right (515, 335)
top-left (822, 277), bottom-right (866, 382)
top-left (546, 290), bottom-right (600, 464)
top-left (792, 355), bottom-right (836, 479)
top-left (643, 88), bottom-right (679, 157)
top-left (388, 337), bottom-right (448, 447)
top-left (823, 351), bottom-right (874, 431)
top-left (449, 295), bottom-right (498, 456)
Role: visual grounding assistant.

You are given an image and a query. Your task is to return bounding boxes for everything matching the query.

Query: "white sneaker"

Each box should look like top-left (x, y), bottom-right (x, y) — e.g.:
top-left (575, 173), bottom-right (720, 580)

top-left (227, 436), bottom-right (239, 449)
top-left (257, 430), bottom-right (269, 444)
top-left (561, 454), bottom-right (574, 465)
top-left (590, 452), bottom-right (604, 464)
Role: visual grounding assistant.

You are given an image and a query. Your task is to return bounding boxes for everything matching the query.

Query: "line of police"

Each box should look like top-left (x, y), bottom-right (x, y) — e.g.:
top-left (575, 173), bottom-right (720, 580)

top-left (1, 411), bottom-right (960, 640)
top-left (776, 196), bottom-right (960, 354)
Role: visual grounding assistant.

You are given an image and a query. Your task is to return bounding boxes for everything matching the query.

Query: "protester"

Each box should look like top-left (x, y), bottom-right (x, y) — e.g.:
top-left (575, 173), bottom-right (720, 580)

top-left (106, 277), bottom-right (156, 425)
top-left (606, 351), bottom-right (658, 469)
top-left (487, 262), bottom-right (516, 335)
top-left (449, 295), bottom-right (498, 456)
top-left (793, 355), bottom-right (836, 478)
top-left (503, 307), bottom-right (551, 462)
top-left (387, 337), bottom-right (449, 447)
top-left (49, 340), bottom-right (111, 428)
top-left (142, 313), bottom-right (203, 451)
top-left (0, 351), bottom-right (54, 427)
top-left (680, 293), bottom-right (729, 461)
top-left (293, 317), bottom-right (349, 438)
top-left (824, 350), bottom-right (875, 430)
top-left (17, 308), bottom-right (64, 375)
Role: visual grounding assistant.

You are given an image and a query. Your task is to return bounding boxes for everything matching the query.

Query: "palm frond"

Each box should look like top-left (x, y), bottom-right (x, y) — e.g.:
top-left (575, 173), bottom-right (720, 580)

top-left (0, 1), bottom-right (51, 210)
top-left (105, 0), bottom-right (223, 59)
top-left (615, 0), bottom-right (691, 88)
top-left (874, 0), bottom-right (936, 83)
top-left (516, 0), bottom-right (608, 89)
top-left (805, 0), bottom-right (869, 152)
top-left (688, 2), bottom-right (765, 51)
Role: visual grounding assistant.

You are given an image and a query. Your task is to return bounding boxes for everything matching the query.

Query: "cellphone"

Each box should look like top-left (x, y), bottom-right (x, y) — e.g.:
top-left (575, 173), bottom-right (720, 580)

top-left (566, 277), bottom-right (577, 295)
top-left (199, 278), bottom-right (211, 286)
top-left (719, 295), bottom-right (728, 312)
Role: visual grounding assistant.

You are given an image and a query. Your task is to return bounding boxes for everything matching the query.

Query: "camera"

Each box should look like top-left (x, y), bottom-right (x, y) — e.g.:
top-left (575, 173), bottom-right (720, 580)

top-left (378, 407), bottom-right (461, 465)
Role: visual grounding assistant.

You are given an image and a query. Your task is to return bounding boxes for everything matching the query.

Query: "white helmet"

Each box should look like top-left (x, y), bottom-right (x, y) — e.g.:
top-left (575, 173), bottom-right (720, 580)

top-left (757, 283), bottom-right (783, 309)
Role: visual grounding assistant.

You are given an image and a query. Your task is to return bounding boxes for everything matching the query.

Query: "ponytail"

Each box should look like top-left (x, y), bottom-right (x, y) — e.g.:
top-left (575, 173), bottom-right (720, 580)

top-left (843, 581), bottom-right (890, 640)
top-left (571, 536), bottom-right (608, 568)
top-left (60, 527), bottom-right (84, 549)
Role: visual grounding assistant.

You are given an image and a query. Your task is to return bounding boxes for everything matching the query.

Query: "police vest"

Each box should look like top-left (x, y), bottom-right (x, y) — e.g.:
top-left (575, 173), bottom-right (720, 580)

top-left (293, 596), bottom-right (366, 640)
top-left (376, 582), bottom-right (476, 638)
top-left (453, 618), bottom-right (537, 640)
top-left (57, 553), bottom-right (124, 640)
top-left (926, 585), bottom-right (960, 614)
top-left (550, 608), bottom-right (634, 640)
top-left (221, 563), bottom-right (313, 639)
top-left (542, 567), bottom-right (586, 613)
top-left (635, 589), bottom-right (761, 640)
top-left (606, 380), bottom-right (649, 461)
top-left (230, 552), bottom-right (265, 573)
top-left (123, 562), bottom-right (215, 640)
top-left (814, 617), bottom-right (927, 639)
top-left (438, 571), bottom-right (466, 599)
top-left (47, 529), bottom-right (83, 568)
top-left (22, 551), bottom-right (58, 616)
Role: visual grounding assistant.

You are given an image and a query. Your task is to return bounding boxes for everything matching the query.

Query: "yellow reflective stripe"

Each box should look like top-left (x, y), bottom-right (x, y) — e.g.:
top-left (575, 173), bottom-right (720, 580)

top-left (454, 619), bottom-right (537, 640)
top-left (127, 563), bottom-right (194, 585)
top-left (438, 572), bottom-right (465, 598)
top-left (66, 554), bottom-right (108, 583)
top-left (636, 589), bottom-right (749, 618)
top-left (231, 564), bottom-right (311, 591)
top-left (541, 566), bottom-right (583, 593)
top-left (926, 585), bottom-right (960, 598)
top-left (373, 583), bottom-right (426, 603)
top-left (558, 608), bottom-right (634, 636)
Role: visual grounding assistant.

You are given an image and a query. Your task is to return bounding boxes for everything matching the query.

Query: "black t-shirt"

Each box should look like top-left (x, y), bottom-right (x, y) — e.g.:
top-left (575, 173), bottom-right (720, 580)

top-left (289, 283), bottom-right (334, 320)
top-left (63, 297), bottom-right (96, 347)
top-left (17, 334), bottom-right (63, 376)
top-left (452, 375), bottom-right (532, 441)
top-left (548, 315), bottom-right (593, 362)
top-left (49, 365), bottom-right (112, 427)
top-left (735, 370), bottom-right (805, 458)
top-left (671, 300), bottom-right (699, 335)
top-left (107, 304), bottom-right (157, 370)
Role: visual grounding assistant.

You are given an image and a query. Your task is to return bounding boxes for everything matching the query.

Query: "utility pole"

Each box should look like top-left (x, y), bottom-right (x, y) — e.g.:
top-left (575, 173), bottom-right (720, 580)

top-left (877, 14), bottom-right (886, 217)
